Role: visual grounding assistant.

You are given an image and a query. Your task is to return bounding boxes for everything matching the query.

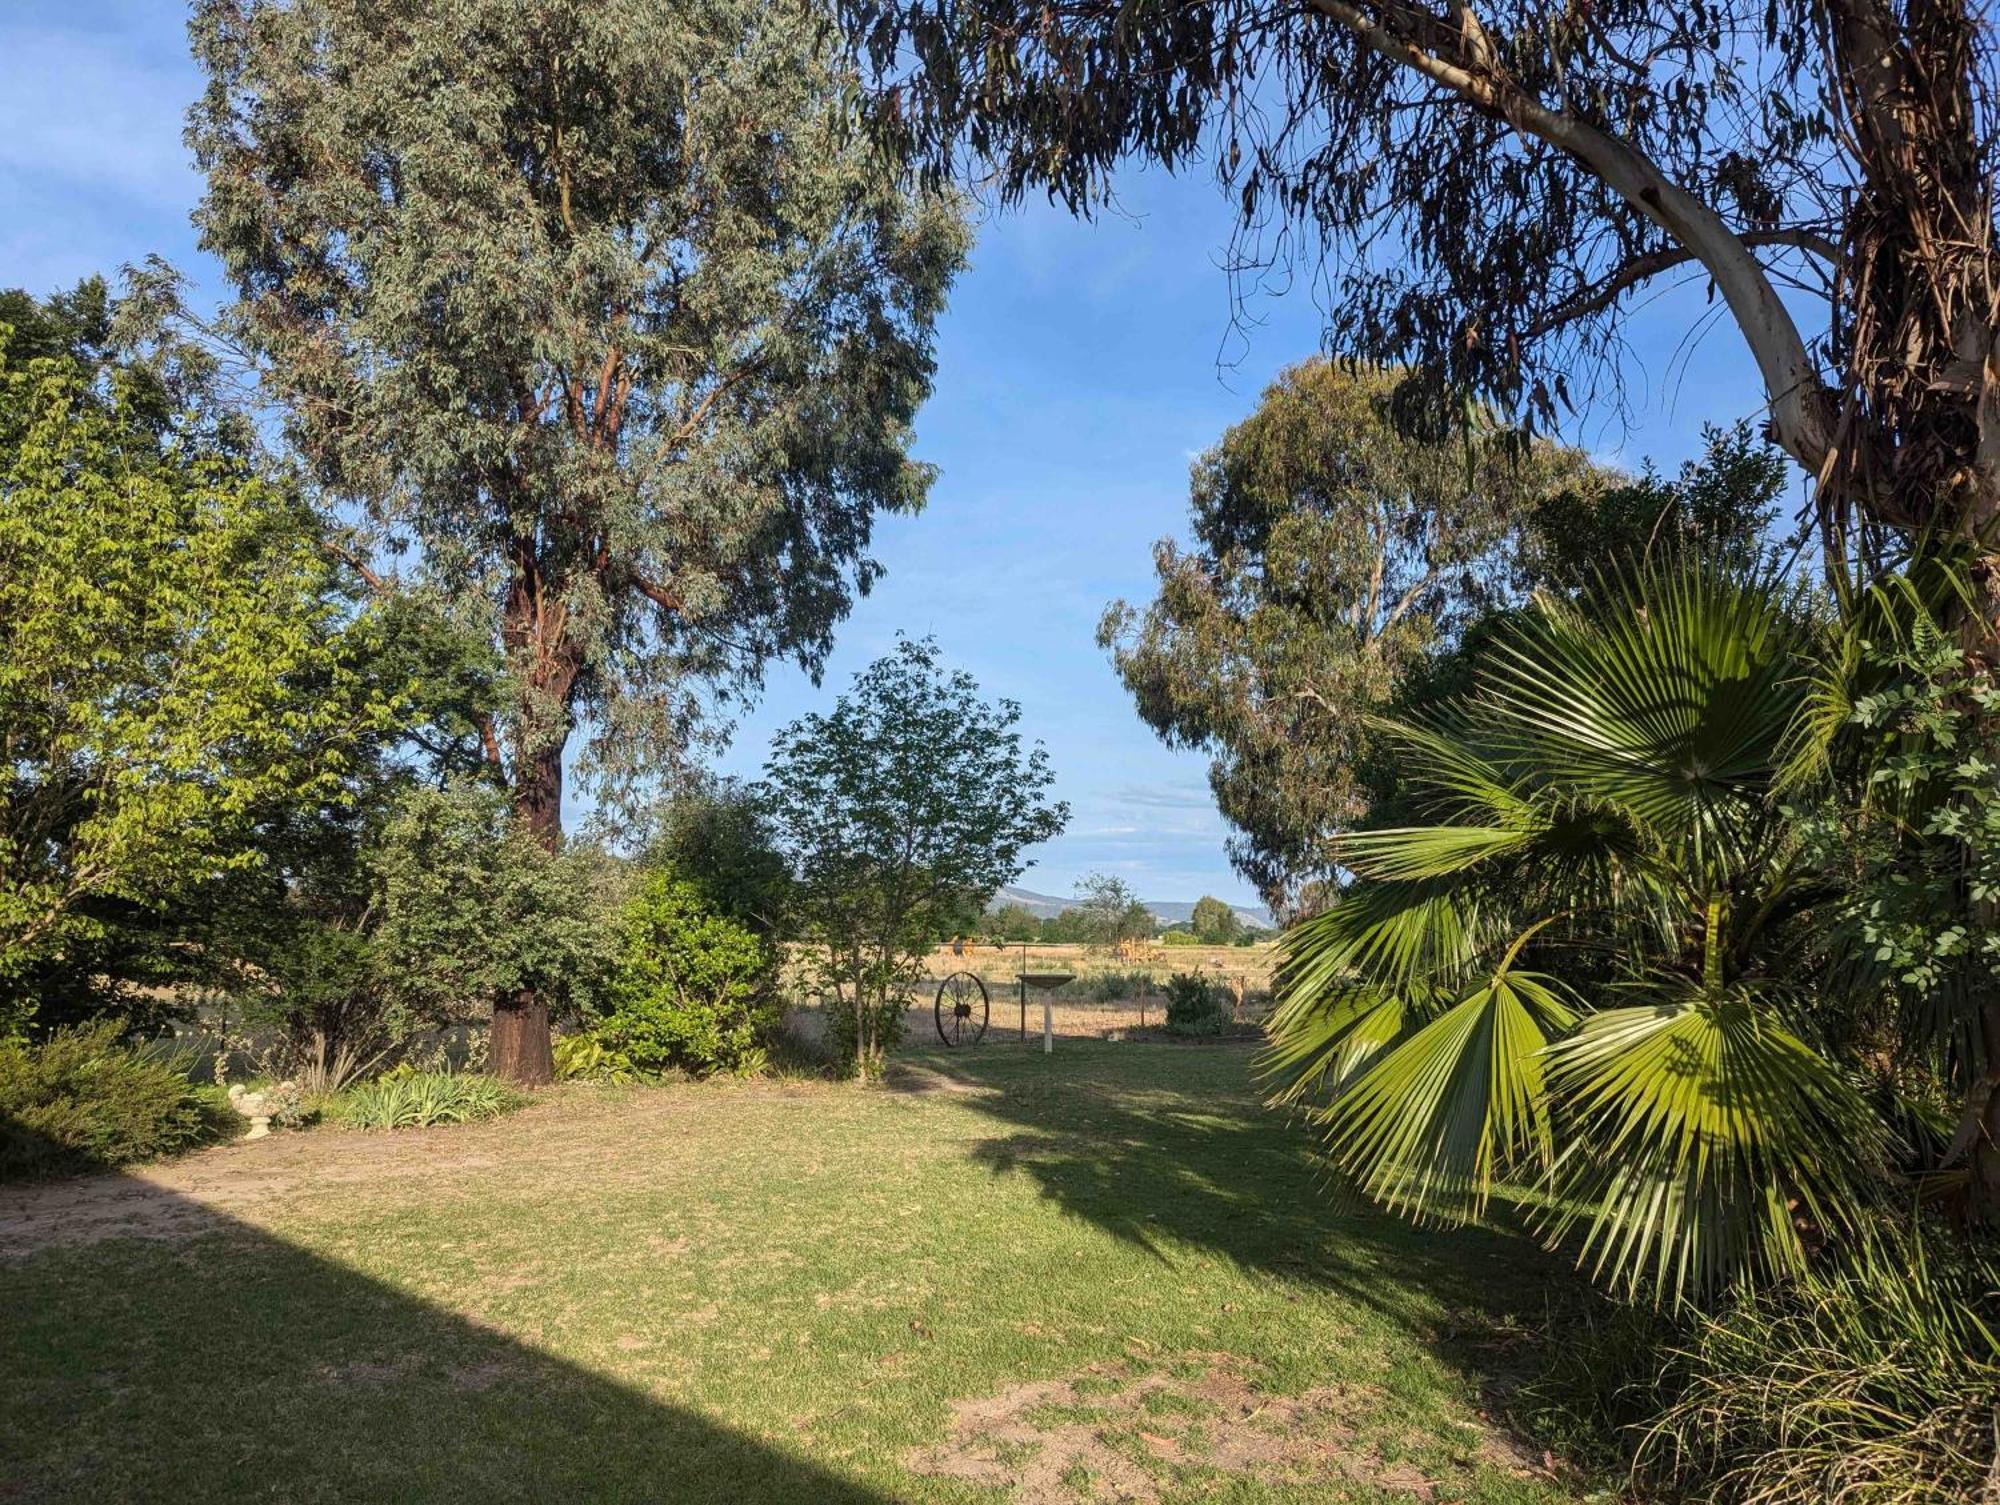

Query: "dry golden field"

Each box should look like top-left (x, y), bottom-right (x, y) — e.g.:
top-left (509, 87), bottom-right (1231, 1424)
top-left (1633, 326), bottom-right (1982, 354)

top-left (784, 940), bottom-right (1280, 1043)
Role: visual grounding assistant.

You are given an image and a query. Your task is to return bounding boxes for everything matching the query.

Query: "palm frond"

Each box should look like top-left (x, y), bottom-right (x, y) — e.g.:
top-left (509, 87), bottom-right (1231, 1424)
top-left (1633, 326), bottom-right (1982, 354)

top-left (1271, 879), bottom-right (1485, 1006)
top-left (1538, 984), bottom-right (1880, 1304)
top-left (1299, 957), bottom-right (1576, 1224)
top-left (1477, 561), bottom-right (1806, 866)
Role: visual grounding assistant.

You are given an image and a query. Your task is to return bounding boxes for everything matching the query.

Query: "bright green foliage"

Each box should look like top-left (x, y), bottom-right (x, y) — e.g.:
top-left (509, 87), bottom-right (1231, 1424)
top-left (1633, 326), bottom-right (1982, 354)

top-left (1098, 361), bottom-right (1607, 914)
top-left (551, 1032), bottom-right (647, 1085)
top-left (0, 1022), bottom-right (243, 1179)
top-left (634, 782), bottom-right (792, 938)
top-left (1190, 896), bottom-right (1243, 945)
top-left (596, 873), bottom-right (779, 1077)
top-left (333, 1072), bottom-right (522, 1130)
top-left (1160, 929), bottom-right (1202, 948)
top-left (1163, 971), bottom-right (1231, 1036)
top-left (1643, 1221), bottom-right (2000, 1501)
top-left (0, 347), bottom-right (392, 1032)
top-left (763, 637), bottom-right (1067, 1075)
top-left (1266, 560), bottom-right (1883, 1302)
top-left (187, 0), bottom-right (970, 842)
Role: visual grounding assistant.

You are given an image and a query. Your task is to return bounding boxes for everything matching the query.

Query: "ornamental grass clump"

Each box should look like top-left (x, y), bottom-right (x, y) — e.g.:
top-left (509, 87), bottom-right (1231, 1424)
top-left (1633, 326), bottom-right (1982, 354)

top-left (1640, 1222), bottom-right (2000, 1503)
top-left (332, 1072), bottom-right (521, 1130)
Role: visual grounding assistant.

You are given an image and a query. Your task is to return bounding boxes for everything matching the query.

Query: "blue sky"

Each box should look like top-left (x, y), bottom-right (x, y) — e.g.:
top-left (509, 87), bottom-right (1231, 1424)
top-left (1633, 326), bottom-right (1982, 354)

top-left (0, 3), bottom-right (1801, 906)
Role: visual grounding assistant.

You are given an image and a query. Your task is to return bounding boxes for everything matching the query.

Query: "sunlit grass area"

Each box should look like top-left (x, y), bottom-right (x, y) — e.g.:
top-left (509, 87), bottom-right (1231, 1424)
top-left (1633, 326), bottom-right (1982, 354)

top-left (1, 1043), bottom-right (1600, 1503)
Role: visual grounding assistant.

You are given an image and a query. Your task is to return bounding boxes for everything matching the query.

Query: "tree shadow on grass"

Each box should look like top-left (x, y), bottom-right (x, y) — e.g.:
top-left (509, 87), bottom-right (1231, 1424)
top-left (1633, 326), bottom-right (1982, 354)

top-left (896, 1041), bottom-right (1623, 1448)
top-left (0, 1118), bottom-right (887, 1505)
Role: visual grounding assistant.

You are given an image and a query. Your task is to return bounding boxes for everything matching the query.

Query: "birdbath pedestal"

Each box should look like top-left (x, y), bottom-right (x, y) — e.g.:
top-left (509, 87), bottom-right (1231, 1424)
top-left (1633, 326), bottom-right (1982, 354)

top-left (1016, 972), bottom-right (1075, 1054)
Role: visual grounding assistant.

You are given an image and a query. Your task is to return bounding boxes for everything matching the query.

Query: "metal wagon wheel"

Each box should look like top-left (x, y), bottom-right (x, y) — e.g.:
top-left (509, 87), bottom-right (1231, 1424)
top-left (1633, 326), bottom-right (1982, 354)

top-left (934, 971), bottom-right (990, 1047)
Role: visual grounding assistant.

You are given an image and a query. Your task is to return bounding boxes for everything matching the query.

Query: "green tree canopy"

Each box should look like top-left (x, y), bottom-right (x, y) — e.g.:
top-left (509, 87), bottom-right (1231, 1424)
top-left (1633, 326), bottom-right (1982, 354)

top-left (187, 0), bottom-right (969, 1080)
top-left (986, 902), bottom-right (1043, 943)
top-left (0, 323), bottom-right (393, 1036)
top-left (762, 637), bottom-right (1067, 1074)
top-left (1189, 896), bottom-right (1242, 945)
top-left (1070, 872), bottom-right (1155, 949)
top-left (1098, 360), bottom-right (1604, 914)
top-left (842, 0), bottom-right (1996, 577)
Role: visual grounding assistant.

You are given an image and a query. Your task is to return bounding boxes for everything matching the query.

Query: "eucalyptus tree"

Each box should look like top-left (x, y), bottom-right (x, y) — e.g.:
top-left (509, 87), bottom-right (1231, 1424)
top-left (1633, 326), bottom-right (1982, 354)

top-left (842, 0), bottom-right (1996, 586)
top-left (1098, 360), bottom-right (1605, 916)
top-left (188, 0), bottom-right (969, 1080)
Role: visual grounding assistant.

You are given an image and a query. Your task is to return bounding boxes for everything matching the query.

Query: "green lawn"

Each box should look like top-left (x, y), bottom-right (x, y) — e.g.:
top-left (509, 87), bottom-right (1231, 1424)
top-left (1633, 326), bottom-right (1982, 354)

top-left (0, 1042), bottom-right (1604, 1502)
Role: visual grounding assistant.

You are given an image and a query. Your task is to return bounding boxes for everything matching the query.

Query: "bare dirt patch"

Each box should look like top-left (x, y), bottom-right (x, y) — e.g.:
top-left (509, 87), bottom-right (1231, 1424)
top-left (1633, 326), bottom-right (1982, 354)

top-left (909, 1356), bottom-right (1536, 1502)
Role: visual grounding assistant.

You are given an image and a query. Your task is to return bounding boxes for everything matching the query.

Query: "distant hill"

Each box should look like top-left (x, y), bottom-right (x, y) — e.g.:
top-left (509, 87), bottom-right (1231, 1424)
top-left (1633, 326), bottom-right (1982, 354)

top-left (990, 885), bottom-right (1272, 930)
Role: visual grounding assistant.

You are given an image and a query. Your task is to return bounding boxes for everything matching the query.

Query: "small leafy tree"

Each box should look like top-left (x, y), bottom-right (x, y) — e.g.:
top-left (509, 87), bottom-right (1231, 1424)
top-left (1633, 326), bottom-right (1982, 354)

top-left (763, 637), bottom-right (1067, 1075)
top-left (1071, 872), bottom-right (1154, 950)
top-left (1190, 896), bottom-right (1243, 945)
top-left (368, 785), bottom-right (614, 1083)
top-left (632, 781), bottom-right (792, 938)
top-left (986, 902), bottom-right (1042, 943)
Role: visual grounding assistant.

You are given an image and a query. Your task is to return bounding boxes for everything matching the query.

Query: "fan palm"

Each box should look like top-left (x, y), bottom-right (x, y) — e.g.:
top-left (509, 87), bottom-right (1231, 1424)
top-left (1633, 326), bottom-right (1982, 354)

top-left (1265, 559), bottom-right (1884, 1303)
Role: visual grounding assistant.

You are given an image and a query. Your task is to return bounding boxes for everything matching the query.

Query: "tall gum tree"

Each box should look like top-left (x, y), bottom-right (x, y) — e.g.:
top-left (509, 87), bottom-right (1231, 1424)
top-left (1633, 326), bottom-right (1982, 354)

top-left (835, 0), bottom-right (2000, 1213)
top-left (187, 0), bottom-right (970, 1081)
top-left (842, 1), bottom-right (1993, 558)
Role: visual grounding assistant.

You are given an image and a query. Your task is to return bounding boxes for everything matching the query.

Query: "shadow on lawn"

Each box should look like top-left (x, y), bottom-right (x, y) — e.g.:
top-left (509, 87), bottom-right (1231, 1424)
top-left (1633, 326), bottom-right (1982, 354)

top-left (0, 1117), bottom-right (886, 1505)
top-left (903, 1041), bottom-right (1608, 1421)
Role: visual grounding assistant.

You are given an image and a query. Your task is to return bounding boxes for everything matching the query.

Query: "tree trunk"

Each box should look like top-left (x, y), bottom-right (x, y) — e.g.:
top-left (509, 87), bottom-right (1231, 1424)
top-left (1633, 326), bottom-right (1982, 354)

top-left (493, 542), bottom-right (579, 1086)
top-left (491, 988), bottom-right (554, 1087)
top-left (514, 739), bottom-right (565, 854)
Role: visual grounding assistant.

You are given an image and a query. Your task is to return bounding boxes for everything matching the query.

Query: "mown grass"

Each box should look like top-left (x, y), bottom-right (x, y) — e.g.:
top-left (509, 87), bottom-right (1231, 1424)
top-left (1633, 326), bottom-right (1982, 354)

top-left (0, 1041), bottom-right (1608, 1503)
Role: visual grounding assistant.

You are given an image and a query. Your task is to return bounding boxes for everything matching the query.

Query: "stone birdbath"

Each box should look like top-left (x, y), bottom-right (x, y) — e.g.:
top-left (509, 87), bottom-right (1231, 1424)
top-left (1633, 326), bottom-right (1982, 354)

top-left (1016, 972), bottom-right (1075, 1054)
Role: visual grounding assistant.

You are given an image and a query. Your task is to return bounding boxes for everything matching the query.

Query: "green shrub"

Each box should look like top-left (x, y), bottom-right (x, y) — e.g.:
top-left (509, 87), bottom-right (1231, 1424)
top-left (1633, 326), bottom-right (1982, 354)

top-left (1639, 1221), bottom-right (1999, 1502)
top-left (1162, 971), bottom-right (1231, 1036)
top-left (1159, 929), bottom-right (1201, 947)
top-left (552, 1032), bottom-right (647, 1084)
top-left (332, 1072), bottom-right (521, 1129)
top-left (596, 872), bottom-right (778, 1076)
top-left (1086, 969), bottom-right (1150, 1002)
top-left (0, 1022), bottom-right (243, 1179)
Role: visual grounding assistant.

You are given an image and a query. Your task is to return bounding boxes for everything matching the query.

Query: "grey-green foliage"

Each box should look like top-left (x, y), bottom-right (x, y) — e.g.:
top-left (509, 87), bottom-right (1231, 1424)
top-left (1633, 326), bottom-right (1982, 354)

top-left (1071, 872), bottom-right (1153, 949)
top-left (762, 636), bottom-right (1068, 1075)
top-left (186, 0), bottom-right (971, 837)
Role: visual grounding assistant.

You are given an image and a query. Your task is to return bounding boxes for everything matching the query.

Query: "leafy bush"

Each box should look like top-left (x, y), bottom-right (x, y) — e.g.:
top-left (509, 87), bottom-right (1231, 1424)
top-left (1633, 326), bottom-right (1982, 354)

top-left (0, 1021), bottom-right (243, 1179)
top-left (552, 1032), bottom-right (647, 1084)
top-left (1159, 929), bottom-right (1201, 947)
top-left (262, 1080), bottom-right (323, 1130)
top-left (595, 872), bottom-right (778, 1076)
top-left (332, 1071), bottom-right (521, 1130)
top-left (1086, 969), bottom-right (1150, 1002)
top-left (1162, 971), bottom-right (1231, 1036)
top-left (1639, 1222), bottom-right (2000, 1502)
